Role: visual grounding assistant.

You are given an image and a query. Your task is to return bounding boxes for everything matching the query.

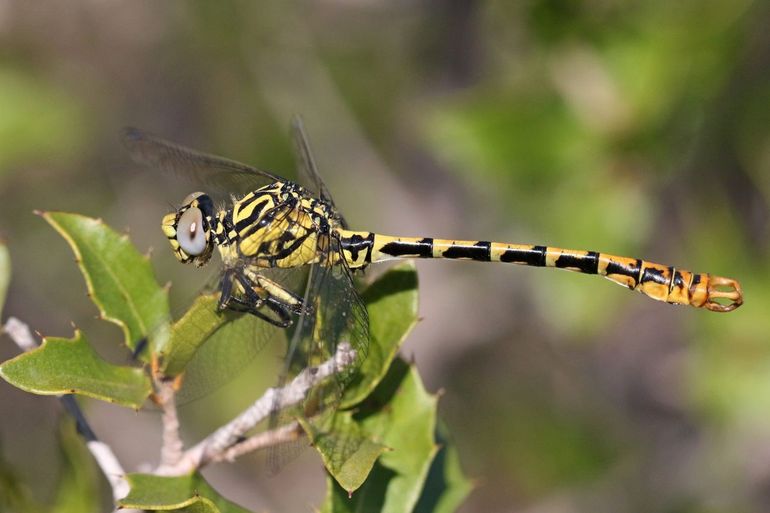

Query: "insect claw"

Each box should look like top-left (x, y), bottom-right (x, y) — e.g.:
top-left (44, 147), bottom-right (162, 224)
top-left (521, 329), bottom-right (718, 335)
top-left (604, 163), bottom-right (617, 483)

top-left (705, 275), bottom-right (743, 312)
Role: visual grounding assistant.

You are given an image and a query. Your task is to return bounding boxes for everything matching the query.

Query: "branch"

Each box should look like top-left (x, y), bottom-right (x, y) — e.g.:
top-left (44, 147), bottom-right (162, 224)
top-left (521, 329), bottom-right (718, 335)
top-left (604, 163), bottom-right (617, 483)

top-left (2, 317), bottom-right (130, 502)
top-left (156, 341), bottom-right (356, 475)
top-left (3, 317), bottom-right (36, 351)
top-left (213, 421), bottom-right (303, 463)
top-left (3, 317), bottom-right (356, 504)
top-left (155, 379), bottom-right (184, 467)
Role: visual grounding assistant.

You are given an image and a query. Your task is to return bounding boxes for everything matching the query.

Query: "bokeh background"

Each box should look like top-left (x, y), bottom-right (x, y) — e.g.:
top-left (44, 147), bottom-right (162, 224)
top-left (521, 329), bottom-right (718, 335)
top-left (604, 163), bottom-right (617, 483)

top-left (0, 1), bottom-right (769, 512)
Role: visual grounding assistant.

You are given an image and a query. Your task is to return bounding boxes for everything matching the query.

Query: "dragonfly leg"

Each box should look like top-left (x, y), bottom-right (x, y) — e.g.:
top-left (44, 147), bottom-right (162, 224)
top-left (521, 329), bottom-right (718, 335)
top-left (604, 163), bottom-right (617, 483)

top-left (229, 270), bottom-right (296, 328)
top-left (218, 269), bottom-right (247, 311)
top-left (238, 265), bottom-right (309, 314)
top-left (220, 268), bottom-right (273, 318)
top-left (224, 294), bottom-right (293, 327)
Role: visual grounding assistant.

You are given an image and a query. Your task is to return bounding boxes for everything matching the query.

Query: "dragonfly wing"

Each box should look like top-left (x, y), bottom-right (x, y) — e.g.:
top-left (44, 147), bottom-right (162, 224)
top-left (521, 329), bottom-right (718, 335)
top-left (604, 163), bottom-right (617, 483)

top-left (290, 116), bottom-right (349, 229)
top-left (263, 259), bottom-right (324, 472)
top-left (175, 303), bottom-right (284, 405)
top-left (315, 235), bottom-right (369, 378)
top-left (265, 232), bottom-right (369, 472)
top-left (171, 261), bottom-right (310, 406)
top-left (280, 233), bottom-right (368, 392)
top-left (122, 127), bottom-right (281, 199)
top-left (171, 200), bottom-right (307, 405)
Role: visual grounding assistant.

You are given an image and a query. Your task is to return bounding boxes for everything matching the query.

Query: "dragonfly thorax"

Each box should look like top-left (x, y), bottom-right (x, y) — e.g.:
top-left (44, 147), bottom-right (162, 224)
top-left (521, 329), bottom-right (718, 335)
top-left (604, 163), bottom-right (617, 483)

top-left (216, 182), bottom-right (338, 270)
top-left (162, 181), bottom-right (341, 272)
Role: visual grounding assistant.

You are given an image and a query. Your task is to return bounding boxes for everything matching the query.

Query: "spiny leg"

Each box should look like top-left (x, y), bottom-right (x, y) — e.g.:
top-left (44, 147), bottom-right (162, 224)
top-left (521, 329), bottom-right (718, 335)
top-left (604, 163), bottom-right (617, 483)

top-left (224, 295), bottom-right (292, 328)
top-left (218, 269), bottom-right (242, 312)
top-left (243, 269), bottom-right (310, 317)
top-left (218, 269), bottom-right (300, 327)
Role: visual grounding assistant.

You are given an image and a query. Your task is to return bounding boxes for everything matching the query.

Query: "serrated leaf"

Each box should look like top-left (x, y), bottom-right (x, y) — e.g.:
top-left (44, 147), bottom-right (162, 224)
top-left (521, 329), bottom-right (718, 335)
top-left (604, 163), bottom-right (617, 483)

top-left (322, 359), bottom-right (439, 513)
top-left (0, 241), bottom-right (9, 319)
top-left (41, 212), bottom-right (169, 357)
top-left (0, 330), bottom-right (151, 408)
top-left (341, 262), bottom-right (418, 408)
top-left (414, 423), bottom-right (473, 513)
top-left (119, 473), bottom-right (251, 513)
top-left (300, 411), bottom-right (389, 494)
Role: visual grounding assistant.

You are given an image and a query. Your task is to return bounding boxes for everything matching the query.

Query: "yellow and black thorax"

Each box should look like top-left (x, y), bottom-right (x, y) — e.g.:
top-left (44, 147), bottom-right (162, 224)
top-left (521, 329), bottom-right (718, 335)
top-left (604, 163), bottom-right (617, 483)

top-left (162, 181), bottom-right (345, 271)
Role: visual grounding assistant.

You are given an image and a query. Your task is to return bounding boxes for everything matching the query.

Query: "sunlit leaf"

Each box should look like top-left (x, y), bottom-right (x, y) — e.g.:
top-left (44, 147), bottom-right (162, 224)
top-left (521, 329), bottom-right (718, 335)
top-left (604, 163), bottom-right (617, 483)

top-left (0, 330), bottom-right (151, 408)
top-left (300, 411), bottom-right (389, 495)
top-left (119, 473), bottom-right (251, 513)
top-left (322, 359), bottom-right (439, 513)
top-left (41, 212), bottom-right (169, 358)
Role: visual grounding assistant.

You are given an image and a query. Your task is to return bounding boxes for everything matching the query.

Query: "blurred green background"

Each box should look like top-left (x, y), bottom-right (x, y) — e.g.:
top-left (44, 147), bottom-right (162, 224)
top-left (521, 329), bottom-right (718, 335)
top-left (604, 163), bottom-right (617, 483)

top-left (0, 1), bottom-right (768, 512)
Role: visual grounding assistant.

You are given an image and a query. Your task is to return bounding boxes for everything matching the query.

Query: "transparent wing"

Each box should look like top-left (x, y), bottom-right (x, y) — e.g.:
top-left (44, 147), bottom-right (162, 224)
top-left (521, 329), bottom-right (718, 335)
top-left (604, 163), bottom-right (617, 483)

top-left (175, 302), bottom-right (283, 405)
top-left (290, 116), bottom-right (333, 205)
top-left (266, 232), bottom-right (369, 471)
top-left (262, 259), bottom-right (324, 472)
top-left (174, 196), bottom-right (310, 403)
top-left (290, 116), bottom-right (349, 229)
top-left (122, 127), bottom-right (282, 199)
top-left (172, 266), bottom-right (306, 405)
top-left (167, 193), bottom-right (309, 405)
top-left (314, 235), bottom-right (369, 381)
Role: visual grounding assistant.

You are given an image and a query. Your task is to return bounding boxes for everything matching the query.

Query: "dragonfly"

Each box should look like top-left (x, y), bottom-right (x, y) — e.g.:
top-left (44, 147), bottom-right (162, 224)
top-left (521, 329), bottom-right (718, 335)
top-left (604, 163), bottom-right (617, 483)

top-left (124, 117), bottom-right (743, 418)
top-left (123, 119), bottom-right (371, 427)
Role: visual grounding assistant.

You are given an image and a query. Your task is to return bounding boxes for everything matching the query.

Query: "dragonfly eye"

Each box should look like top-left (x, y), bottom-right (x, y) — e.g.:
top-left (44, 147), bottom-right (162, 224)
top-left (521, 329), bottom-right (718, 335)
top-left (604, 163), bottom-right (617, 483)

top-left (182, 192), bottom-right (205, 205)
top-left (177, 206), bottom-right (208, 256)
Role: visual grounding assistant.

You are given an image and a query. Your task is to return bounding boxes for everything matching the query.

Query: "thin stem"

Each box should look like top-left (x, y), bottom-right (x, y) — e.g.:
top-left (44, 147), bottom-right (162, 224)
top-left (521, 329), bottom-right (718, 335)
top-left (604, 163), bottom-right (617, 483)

top-left (156, 380), bottom-right (184, 467)
top-left (214, 421), bottom-right (303, 463)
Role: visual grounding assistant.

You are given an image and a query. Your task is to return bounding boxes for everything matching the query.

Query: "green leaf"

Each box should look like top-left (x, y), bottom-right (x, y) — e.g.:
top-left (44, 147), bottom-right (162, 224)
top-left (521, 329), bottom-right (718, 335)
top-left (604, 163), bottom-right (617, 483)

top-left (161, 296), bottom-right (280, 404)
top-left (309, 264), bottom-right (419, 495)
top-left (414, 423), bottom-right (474, 513)
top-left (322, 359), bottom-right (439, 513)
top-left (41, 212), bottom-right (169, 357)
top-left (0, 330), bottom-right (151, 408)
top-left (159, 293), bottom-right (228, 377)
top-left (341, 262), bottom-right (419, 408)
top-left (119, 473), bottom-right (251, 513)
top-left (300, 411), bottom-right (390, 494)
top-left (0, 240), bottom-right (9, 319)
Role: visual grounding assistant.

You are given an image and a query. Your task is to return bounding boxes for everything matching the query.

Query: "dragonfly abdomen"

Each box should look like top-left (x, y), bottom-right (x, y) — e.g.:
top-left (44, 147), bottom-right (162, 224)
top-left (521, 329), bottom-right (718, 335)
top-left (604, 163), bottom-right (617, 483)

top-left (338, 231), bottom-right (743, 312)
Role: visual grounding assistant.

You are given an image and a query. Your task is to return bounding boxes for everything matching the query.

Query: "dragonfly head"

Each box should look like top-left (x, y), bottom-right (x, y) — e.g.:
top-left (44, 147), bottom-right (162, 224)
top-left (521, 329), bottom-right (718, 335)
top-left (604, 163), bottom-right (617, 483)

top-left (162, 192), bottom-right (215, 267)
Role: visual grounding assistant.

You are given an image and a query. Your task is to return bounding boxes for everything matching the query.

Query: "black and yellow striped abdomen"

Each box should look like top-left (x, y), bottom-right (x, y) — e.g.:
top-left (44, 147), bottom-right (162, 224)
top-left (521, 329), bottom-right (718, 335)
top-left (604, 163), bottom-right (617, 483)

top-left (338, 231), bottom-right (743, 312)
